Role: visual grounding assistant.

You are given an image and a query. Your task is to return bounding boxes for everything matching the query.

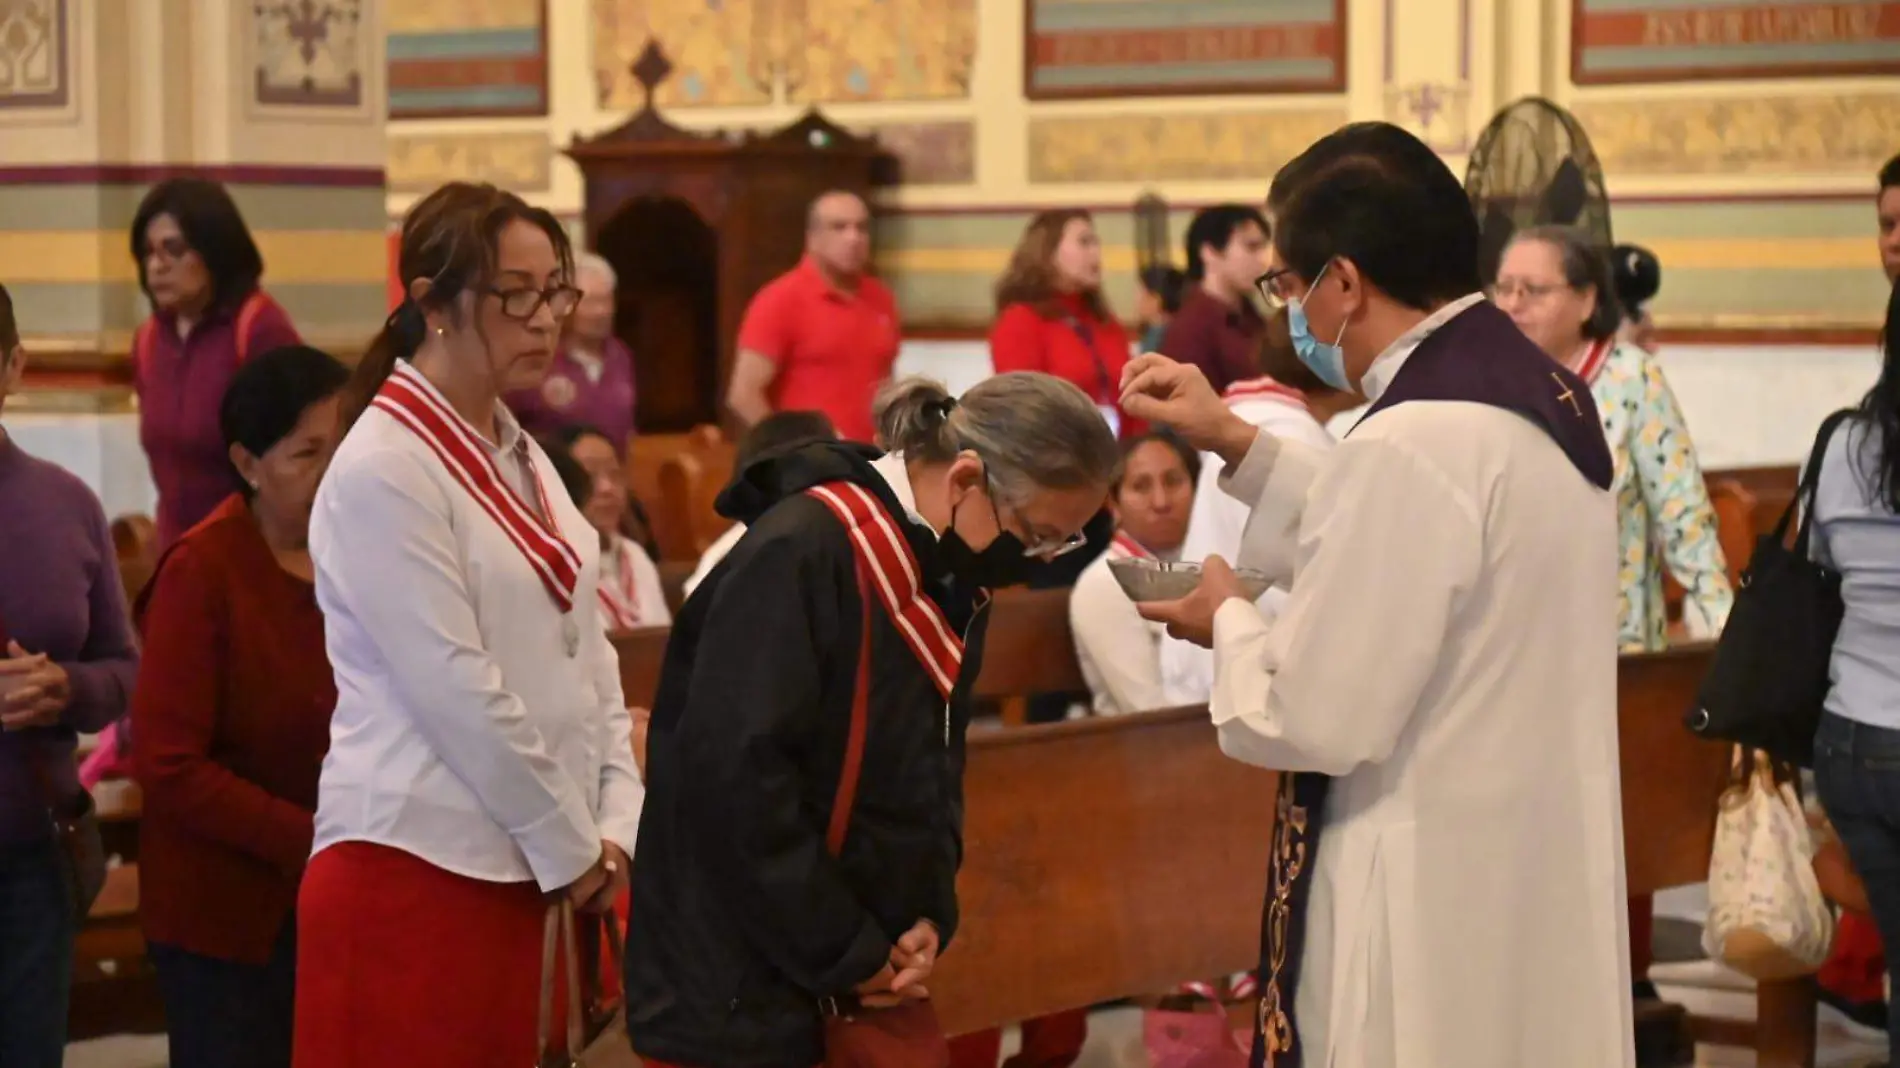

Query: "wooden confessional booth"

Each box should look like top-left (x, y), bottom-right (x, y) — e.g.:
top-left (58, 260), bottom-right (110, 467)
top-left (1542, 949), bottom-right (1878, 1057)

top-left (565, 46), bottom-right (895, 434)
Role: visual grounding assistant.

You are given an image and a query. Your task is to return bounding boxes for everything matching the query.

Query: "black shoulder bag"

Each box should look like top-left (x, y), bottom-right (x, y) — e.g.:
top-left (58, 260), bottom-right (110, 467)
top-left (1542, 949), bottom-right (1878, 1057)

top-left (1686, 408), bottom-right (1856, 766)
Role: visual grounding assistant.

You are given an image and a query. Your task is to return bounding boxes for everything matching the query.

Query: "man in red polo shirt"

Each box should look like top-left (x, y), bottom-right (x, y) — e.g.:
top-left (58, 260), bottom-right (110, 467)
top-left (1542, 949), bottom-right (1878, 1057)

top-left (727, 191), bottom-right (900, 443)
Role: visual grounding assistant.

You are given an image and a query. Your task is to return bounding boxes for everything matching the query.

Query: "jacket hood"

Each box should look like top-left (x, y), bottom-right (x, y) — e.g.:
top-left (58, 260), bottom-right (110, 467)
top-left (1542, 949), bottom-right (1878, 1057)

top-left (715, 441), bottom-right (891, 526)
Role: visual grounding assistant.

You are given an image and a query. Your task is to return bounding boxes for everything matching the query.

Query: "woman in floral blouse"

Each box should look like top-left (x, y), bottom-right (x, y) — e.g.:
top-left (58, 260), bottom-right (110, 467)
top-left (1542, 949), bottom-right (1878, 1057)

top-left (1496, 225), bottom-right (1735, 1010)
top-left (1496, 225), bottom-right (1733, 650)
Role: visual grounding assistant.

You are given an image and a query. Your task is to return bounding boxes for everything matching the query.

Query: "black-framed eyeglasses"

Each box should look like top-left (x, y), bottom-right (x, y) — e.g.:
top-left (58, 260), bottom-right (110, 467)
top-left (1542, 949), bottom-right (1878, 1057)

top-left (1254, 267), bottom-right (1296, 311)
top-left (144, 236), bottom-right (193, 264)
top-left (489, 284), bottom-right (582, 321)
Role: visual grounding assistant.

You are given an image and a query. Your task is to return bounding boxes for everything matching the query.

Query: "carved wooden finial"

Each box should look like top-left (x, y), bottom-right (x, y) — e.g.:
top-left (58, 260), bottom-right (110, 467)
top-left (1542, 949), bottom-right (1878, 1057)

top-left (630, 39), bottom-right (674, 111)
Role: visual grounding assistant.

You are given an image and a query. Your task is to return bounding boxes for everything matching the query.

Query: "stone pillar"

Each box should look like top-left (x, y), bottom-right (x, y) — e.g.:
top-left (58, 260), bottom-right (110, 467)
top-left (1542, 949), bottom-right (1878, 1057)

top-left (0, 0), bottom-right (387, 384)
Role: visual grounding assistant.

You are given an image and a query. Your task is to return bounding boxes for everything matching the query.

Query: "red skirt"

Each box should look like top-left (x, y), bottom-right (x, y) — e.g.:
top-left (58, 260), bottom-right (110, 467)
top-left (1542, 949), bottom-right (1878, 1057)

top-left (292, 841), bottom-right (568, 1068)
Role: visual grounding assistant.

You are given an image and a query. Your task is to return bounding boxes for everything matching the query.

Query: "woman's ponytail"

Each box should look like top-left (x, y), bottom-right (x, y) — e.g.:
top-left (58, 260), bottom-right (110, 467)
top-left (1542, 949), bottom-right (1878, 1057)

top-left (343, 300), bottom-right (425, 428)
top-left (872, 376), bottom-right (960, 460)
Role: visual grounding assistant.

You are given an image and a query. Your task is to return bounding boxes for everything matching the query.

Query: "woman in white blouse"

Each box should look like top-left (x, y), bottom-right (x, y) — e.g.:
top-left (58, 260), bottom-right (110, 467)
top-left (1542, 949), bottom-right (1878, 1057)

top-left (1068, 430), bottom-right (1199, 715)
top-left (293, 182), bottom-right (643, 1068)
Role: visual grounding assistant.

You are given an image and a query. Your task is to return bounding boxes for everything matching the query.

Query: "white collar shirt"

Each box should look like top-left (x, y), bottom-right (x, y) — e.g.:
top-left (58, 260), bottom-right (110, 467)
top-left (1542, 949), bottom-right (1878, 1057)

top-left (309, 361), bottom-right (643, 890)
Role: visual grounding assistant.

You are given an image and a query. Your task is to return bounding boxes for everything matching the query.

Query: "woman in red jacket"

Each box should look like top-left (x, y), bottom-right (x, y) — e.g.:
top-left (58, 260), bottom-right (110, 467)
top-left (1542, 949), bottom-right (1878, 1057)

top-left (131, 344), bottom-right (346, 1068)
top-left (988, 209), bottom-right (1142, 440)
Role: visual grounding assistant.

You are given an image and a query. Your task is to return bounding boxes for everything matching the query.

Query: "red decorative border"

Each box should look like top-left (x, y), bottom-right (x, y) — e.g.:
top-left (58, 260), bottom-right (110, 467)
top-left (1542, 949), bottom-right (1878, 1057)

top-left (1569, 0), bottom-right (1900, 86)
top-left (387, 0), bottom-right (549, 120)
top-left (1023, 0), bottom-right (1349, 101)
top-left (0, 163), bottom-right (385, 187)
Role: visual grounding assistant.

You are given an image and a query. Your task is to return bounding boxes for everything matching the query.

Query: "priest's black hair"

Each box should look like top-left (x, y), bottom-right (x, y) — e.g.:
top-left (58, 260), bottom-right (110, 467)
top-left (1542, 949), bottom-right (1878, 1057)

top-left (1881, 152), bottom-right (1900, 193)
top-left (219, 344), bottom-right (348, 497)
top-left (1268, 122), bottom-right (1482, 311)
top-left (1855, 279), bottom-right (1900, 512)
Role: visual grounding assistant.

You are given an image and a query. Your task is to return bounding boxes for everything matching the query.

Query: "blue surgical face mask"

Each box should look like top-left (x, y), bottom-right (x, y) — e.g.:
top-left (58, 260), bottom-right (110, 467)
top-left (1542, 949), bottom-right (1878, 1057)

top-left (1286, 264), bottom-right (1351, 392)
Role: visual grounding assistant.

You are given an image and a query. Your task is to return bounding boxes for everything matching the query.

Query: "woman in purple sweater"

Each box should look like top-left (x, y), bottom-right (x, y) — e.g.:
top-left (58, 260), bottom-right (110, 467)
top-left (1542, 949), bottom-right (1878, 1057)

top-left (0, 284), bottom-right (140, 1066)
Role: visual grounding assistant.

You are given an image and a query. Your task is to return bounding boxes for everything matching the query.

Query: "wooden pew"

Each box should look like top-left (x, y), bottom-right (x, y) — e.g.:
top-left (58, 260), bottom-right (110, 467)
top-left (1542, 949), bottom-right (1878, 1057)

top-left (608, 615), bottom-right (1809, 1058)
top-left (612, 627), bottom-right (672, 709)
top-left (934, 708), bottom-right (1274, 1035)
top-left (971, 588), bottom-right (1085, 727)
top-left (1621, 644), bottom-right (1817, 1068)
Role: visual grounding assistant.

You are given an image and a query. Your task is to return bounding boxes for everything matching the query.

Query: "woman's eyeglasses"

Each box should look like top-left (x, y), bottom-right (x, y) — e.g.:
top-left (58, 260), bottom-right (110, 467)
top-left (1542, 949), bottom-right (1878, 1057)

top-left (986, 475), bottom-right (1088, 559)
top-left (1492, 280), bottom-right (1567, 302)
top-left (490, 285), bottom-right (582, 321)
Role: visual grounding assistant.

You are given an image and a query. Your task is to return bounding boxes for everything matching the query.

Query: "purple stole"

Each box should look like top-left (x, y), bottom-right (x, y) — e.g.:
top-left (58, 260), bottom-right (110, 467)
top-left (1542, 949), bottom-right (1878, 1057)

top-left (1251, 299), bottom-right (1611, 1068)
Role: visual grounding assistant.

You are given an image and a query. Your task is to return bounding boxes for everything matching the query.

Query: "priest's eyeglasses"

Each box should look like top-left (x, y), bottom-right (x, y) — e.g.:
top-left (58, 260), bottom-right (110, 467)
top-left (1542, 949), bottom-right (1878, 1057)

top-left (489, 284), bottom-right (583, 321)
top-left (1254, 268), bottom-right (1298, 311)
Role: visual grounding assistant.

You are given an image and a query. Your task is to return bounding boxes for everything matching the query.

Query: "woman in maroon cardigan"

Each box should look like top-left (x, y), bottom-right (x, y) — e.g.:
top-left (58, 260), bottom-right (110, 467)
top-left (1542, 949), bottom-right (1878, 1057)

top-left (131, 344), bottom-right (346, 1068)
top-left (131, 178), bottom-right (303, 549)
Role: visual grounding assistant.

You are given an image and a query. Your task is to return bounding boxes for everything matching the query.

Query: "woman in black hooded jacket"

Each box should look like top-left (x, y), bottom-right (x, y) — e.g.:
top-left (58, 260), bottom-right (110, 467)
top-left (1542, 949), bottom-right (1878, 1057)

top-left (625, 371), bottom-right (1120, 1068)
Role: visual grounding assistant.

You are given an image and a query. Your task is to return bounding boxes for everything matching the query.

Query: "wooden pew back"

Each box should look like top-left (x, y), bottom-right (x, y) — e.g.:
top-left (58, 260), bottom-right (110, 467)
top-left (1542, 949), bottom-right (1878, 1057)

top-left (611, 627), bottom-right (671, 709)
top-left (972, 588), bottom-right (1086, 725)
top-left (934, 708), bottom-right (1275, 1035)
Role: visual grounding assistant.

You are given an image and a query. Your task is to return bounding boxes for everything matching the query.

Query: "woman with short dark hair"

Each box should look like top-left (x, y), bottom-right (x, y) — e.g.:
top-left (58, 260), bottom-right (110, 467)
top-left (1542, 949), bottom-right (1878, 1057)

top-left (132, 343), bottom-right (348, 1068)
top-left (130, 177), bottom-right (302, 547)
top-left (0, 285), bottom-right (140, 1068)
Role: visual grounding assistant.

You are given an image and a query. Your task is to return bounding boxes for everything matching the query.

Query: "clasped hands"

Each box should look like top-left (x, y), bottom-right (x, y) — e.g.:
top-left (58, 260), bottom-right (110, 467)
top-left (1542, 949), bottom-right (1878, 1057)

top-left (1118, 354), bottom-right (1259, 647)
top-left (853, 920), bottom-right (939, 1009)
top-left (0, 641), bottom-right (72, 731)
top-left (563, 840), bottom-right (632, 913)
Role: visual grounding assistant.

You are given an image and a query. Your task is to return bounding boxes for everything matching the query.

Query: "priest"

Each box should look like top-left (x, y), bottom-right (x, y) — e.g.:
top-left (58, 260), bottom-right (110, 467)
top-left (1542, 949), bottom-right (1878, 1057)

top-left (1122, 122), bottom-right (1633, 1068)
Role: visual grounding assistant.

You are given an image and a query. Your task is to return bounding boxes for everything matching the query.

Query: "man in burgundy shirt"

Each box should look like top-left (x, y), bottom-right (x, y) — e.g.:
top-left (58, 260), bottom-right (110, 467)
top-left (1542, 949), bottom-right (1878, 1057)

top-left (1157, 204), bottom-right (1271, 393)
top-left (726, 191), bottom-right (900, 444)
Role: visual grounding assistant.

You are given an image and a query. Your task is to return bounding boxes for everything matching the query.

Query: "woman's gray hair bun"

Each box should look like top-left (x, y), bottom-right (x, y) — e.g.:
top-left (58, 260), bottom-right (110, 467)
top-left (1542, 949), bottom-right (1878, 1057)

top-left (871, 371), bottom-right (1119, 508)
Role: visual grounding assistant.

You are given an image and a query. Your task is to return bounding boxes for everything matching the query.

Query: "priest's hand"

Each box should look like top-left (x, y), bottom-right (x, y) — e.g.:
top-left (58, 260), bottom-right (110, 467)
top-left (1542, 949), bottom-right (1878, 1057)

top-left (1120, 354), bottom-right (1260, 467)
top-left (1137, 556), bottom-right (1246, 648)
top-left (0, 642), bottom-right (72, 731)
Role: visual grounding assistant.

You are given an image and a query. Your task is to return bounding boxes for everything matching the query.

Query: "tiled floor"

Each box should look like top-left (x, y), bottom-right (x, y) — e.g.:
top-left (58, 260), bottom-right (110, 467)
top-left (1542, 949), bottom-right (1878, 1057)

top-left (64, 885), bottom-right (1893, 1068)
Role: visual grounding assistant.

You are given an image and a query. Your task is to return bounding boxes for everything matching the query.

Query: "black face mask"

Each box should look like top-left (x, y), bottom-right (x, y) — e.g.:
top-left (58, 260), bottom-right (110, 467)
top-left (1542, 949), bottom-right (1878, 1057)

top-left (939, 496), bottom-right (1034, 589)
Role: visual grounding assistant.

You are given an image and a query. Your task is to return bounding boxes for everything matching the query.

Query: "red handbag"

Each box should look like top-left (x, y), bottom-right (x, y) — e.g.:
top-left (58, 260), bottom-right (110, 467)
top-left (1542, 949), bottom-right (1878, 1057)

top-left (819, 558), bottom-right (952, 1068)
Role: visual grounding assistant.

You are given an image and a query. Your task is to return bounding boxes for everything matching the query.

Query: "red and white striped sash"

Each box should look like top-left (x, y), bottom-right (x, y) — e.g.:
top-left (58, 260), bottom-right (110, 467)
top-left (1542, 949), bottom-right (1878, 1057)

top-left (371, 362), bottom-right (581, 612)
top-left (1573, 337), bottom-right (1612, 386)
top-left (805, 481), bottom-right (963, 700)
top-left (1222, 376), bottom-right (1309, 412)
top-left (597, 539), bottom-right (643, 630)
top-left (1108, 531), bottom-right (1152, 561)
